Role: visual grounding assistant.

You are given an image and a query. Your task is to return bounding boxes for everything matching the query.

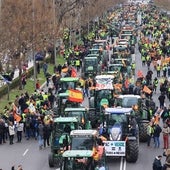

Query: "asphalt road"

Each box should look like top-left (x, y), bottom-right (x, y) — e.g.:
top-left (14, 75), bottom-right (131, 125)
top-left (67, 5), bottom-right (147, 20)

top-left (0, 6), bottom-right (169, 170)
top-left (0, 38), bottom-right (168, 170)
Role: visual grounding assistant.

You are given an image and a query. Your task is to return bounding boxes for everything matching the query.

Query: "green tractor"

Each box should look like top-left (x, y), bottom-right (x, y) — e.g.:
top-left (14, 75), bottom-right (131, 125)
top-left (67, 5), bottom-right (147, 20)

top-left (48, 117), bottom-right (79, 167)
top-left (61, 150), bottom-right (94, 170)
top-left (114, 94), bottom-right (151, 142)
top-left (64, 107), bottom-right (92, 129)
top-left (58, 77), bottom-right (79, 94)
top-left (61, 150), bottom-right (108, 170)
top-left (82, 56), bottom-right (99, 78)
top-left (55, 92), bottom-right (82, 116)
top-left (89, 75), bottom-right (115, 114)
top-left (69, 129), bottom-right (107, 167)
top-left (99, 107), bottom-right (139, 163)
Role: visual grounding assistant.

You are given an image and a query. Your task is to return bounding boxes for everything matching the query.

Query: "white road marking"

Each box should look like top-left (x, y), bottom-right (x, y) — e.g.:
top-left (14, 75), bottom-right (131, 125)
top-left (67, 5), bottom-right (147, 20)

top-left (23, 149), bottom-right (29, 156)
top-left (120, 157), bottom-right (123, 170)
top-left (123, 158), bottom-right (126, 170)
top-left (120, 157), bottom-right (126, 170)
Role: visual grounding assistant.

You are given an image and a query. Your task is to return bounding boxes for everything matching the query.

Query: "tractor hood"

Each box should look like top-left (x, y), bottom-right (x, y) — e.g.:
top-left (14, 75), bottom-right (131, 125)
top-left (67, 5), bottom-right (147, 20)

top-left (109, 123), bottom-right (122, 141)
top-left (100, 98), bottom-right (109, 107)
top-left (87, 66), bottom-right (94, 71)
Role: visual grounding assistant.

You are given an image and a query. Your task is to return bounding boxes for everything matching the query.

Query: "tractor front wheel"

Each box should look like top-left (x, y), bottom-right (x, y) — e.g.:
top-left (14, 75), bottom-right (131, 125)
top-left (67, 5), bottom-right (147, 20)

top-left (126, 140), bottom-right (139, 163)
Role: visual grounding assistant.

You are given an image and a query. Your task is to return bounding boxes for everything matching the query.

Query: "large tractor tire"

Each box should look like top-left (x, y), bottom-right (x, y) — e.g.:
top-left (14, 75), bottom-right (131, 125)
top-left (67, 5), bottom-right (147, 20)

top-left (48, 153), bottom-right (54, 167)
top-left (126, 140), bottom-right (139, 163)
top-left (139, 121), bottom-right (149, 142)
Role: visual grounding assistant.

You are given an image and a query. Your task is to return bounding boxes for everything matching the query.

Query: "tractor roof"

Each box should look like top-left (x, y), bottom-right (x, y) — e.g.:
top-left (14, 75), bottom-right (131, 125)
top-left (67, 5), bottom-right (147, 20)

top-left (62, 150), bottom-right (93, 158)
top-left (87, 54), bottom-right (99, 57)
top-left (94, 39), bottom-right (107, 43)
top-left (64, 107), bottom-right (87, 112)
top-left (60, 77), bottom-right (79, 82)
top-left (54, 117), bottom-right (78, 123)
top-left (95, 75), bottom-right (115, 79)
top-left (117, 94), bottom-right (141, 99)
top-left (70, 129), bottom-right (98, 137)
top-left (89, 49), bottom-right (100, 51)
top-left (57, 92), bottom-right (69, 97)
top-left (84, 56), bottom-right (98, 59)
top-left (105, 107), bottom-right (132, 115)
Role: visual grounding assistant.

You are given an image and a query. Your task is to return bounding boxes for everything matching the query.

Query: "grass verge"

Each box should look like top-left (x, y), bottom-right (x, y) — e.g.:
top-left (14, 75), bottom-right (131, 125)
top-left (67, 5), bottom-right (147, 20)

top-left (0, 55), bottom-right (65, 112)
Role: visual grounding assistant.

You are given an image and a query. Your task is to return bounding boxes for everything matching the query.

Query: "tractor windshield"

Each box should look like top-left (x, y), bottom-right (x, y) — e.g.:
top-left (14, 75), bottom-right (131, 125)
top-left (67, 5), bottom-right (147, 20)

top-left (55, 122), bottom-right (76, 132)
top-left (96, 90), bottom-right (112, 100)
top-left (108, 65), bottom-right (121, 72)
top-left (66, 112), bottom-right (84, 123)
top-left (61, 81), bottom-right (76, 91)
top-left (64, 157), bottom-right (88, 170)
top-left (121, 97), bottom-right (138, 107)
top-left (85, 58), bottom-right (97, 66)
top-left (108, 114), bottom-right (127, 126)
top-left (71, 137), bottom-right (93, 150)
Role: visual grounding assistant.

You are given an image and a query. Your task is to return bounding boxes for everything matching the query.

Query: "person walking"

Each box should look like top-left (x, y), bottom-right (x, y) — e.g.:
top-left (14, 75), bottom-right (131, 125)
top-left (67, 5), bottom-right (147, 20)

top-left (43, 124), bottom-right (51, 148)
top-left (158, 93), bottom-right (166, 109)
top-left (147, 122), bottom-right (154, 147)
top-left (152, 155), bottom-right (163, 170)
top-left (156, 64), bottom-right (161, 77)
top-left (38, 121), bottom-right (44, 150)
top-left (162, 123), bottom-right (170, 149)
top-left (153, 77), bottom-right (159, 93)
top-left (8, 122), bottom-right (15, 145)
top-left (153, 123), bottom-right (162, 148)
top-left (16, 120), bottom-right (24, 142)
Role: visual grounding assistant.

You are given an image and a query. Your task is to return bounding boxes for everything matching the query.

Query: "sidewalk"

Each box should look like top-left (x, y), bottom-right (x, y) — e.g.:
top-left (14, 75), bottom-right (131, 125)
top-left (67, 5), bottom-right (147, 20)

top-left (0, 59), bottom-right (34, 87)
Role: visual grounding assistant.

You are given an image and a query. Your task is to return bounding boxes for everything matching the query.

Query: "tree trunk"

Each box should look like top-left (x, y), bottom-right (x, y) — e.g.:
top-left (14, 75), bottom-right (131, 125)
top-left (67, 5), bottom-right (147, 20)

top-left (19, 66), bottom-right (22, 90)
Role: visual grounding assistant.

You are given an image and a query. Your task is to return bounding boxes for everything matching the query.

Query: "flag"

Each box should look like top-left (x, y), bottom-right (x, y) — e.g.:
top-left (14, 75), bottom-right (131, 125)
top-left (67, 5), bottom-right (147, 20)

top-left (71, 68), bottom-right (77, 77)
top-left (14, 113), bottom-right (21, 122)
top-left (62, 67), bottom-right (68, 73)
top-left (68, 89), bottom-right (83, 103)
top-left (137, 70), bottom-right (144, 78)
top-left (143, 85), bottom-right (152, 94)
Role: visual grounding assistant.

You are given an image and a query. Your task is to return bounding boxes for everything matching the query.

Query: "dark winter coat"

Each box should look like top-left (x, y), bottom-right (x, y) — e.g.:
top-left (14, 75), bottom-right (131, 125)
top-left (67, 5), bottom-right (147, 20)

top-left (153, 125), bottom-right (162, 137)
top-left (153, 157), bottom-right (162, 170)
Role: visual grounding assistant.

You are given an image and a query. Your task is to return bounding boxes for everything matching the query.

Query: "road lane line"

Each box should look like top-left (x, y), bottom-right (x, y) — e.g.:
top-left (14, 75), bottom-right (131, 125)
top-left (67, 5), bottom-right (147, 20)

top-left (123, 158), bottom-right (126, 170)
top-left (23, 149), bottom-right (29, 156)
top-left (120, 157), bottom-right (123, 170)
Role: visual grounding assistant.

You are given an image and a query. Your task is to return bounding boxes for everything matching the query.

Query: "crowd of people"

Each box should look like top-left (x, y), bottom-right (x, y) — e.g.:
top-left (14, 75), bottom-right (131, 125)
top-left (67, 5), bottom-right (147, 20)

top-left (0, 1), bottom-right (170, 170)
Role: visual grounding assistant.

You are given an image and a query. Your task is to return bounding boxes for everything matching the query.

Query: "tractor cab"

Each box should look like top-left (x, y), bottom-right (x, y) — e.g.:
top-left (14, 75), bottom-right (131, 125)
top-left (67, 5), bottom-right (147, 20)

top-left (61, 150), bottom-right (94, 170)
top-left (70, 130), bottom-right (99, 151)
top-left (115, 94), bottom-right (142, 109)
top-left (64, 107), bottom-right (91, 129)
top-left (48, 117), bottom-right (79, 167)
top-left (83, 56), bottom-right (99, 78)
top-left (115, 94), bottom-right (151, 142)
top-left (58, 77), bottom-right (79, 94)
top-left (56, 92), bottom-right (81, 116)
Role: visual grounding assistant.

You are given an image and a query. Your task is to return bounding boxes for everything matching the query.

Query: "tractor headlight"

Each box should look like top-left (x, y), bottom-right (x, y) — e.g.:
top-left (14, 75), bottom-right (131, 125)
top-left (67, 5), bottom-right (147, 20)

top-left (110, 127), bottom-right (122, 141)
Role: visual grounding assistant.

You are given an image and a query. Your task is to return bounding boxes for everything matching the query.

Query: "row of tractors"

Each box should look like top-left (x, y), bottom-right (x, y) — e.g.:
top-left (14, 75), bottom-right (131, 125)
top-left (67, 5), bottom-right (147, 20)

top-left (48, 2), bottom-right (154, 170)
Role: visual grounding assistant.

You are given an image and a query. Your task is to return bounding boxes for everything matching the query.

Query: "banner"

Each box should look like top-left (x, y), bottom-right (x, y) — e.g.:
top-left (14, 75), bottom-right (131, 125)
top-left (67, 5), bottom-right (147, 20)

top-left (96, 78), bottom-right (113, 90)
top-left (143, 85), bottom-right (152, 94)
top-left (68, 89), bottom-right (83, 103)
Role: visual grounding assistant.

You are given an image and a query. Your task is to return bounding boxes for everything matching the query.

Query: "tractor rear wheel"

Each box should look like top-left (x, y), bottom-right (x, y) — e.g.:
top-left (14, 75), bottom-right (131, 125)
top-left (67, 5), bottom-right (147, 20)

top-left (48, 153), bottom-right (54, 167)
top-left (126, 140), bottom-right (139, 163)
top-left (139, 121), bottom-right (149, 142)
